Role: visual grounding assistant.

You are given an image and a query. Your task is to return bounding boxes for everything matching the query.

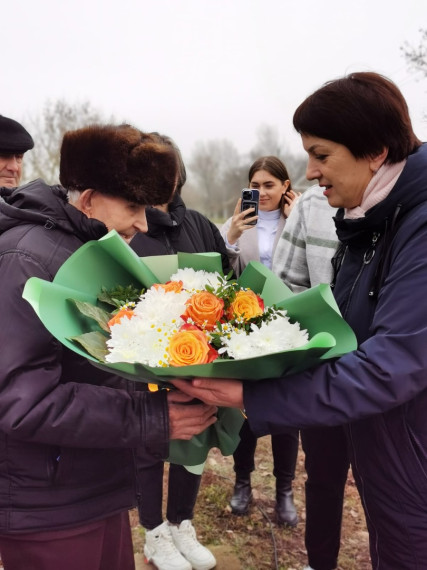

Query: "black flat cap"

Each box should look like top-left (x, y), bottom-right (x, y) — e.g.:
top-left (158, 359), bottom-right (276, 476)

top-left (0, 115), bottom-right (34, 153)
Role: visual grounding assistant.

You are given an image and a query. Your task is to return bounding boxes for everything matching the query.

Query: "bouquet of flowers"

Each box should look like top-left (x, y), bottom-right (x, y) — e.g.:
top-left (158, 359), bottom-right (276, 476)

top-left (23, 230), bottom-right (357, 467)
top-left (69, 266), bottom-right (310, 371)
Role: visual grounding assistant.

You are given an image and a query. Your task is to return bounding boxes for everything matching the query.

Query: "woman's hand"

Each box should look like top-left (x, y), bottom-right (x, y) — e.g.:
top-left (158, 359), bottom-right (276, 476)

top-left (226, 198), bottom-right (257, 245)
top-left (167, 390), bottom-right (218, 440)
top-left (170, 378), bottom-right (244, 408)
top-left (283, 190), bottom-right (302, 218)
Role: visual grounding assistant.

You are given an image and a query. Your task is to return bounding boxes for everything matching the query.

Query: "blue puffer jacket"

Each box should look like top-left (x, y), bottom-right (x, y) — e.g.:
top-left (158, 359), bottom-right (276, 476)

top-left (245, 143), bottom-right (427, 569)
top-left (0, 180), bottom-right (169, 533)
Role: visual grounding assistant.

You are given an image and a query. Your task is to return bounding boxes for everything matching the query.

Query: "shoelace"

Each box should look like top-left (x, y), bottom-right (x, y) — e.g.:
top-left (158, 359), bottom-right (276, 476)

top-left (157, 528), bottom-right (183, 557)
top-left (176, 525), bottom-right (199, 549)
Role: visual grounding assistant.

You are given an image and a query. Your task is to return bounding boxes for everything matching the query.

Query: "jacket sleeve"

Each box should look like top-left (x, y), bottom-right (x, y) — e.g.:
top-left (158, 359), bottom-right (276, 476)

top-left (0, 249), bottom-right (170, 456)
top-left (245, 216), bottom-right (427, 433)
top-left (208, 219), bottom-right (235, 277)
top-left (219, 217), bottom-right (244, 276)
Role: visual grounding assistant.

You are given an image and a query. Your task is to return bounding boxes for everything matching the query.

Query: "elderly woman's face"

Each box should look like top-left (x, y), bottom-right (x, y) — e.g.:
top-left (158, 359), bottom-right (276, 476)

top-left (301, 135), bottom-right (378, 209)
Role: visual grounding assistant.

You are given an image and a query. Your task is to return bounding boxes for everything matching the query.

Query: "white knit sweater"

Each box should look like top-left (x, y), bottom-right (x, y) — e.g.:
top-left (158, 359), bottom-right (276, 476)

top-left (272, 186), bottom-right (339, 293)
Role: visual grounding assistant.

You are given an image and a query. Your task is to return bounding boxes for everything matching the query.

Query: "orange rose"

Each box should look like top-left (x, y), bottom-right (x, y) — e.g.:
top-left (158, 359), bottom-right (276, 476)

top-left (168, 324), bottom-right (218, 367)
top-left (227, 289), bottom-right (264, 321)
top-left (108, 307), bottom-right (135, 327)
top-left (182, 291), bottom-right (224, 331)
top-left (153, 280), bottom-right (183, 293)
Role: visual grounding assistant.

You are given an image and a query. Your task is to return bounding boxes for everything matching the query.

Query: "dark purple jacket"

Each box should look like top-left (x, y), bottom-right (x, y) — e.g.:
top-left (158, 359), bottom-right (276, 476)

top-left (130, 193), bottom-right (233, 276)
top-left (0, 180), bottom-right (169, 533)
top-left (245, 144), bottom-right (427, 568)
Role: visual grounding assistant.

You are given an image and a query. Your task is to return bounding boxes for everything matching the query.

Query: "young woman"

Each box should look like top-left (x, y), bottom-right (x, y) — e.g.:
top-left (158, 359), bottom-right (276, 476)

top-left (220, 156), bottom-right (301, 525)
top-left (173, 72), bottom-right (427, 569)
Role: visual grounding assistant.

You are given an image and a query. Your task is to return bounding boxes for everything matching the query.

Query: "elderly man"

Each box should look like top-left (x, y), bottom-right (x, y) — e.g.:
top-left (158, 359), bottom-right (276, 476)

top-left (0, 124), bottom-right (217, 570)
top-left (0, 115), bottom-right (34, 188)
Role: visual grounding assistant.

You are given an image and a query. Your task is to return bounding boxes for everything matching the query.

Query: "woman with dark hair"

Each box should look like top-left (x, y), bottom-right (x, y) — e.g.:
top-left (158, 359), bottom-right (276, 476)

top-left (220, 156), bottom-right (301, 525)
top-left (172, 72), bottom-right (427, 569)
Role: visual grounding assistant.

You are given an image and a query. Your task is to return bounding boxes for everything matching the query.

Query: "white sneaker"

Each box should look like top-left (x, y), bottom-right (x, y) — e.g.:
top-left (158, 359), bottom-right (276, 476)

top-left (169, 520), bottom-right (216, 570)
top-left (144, 521), bottom-right (191, 570)
top-left (303, 566), bottom-right (337, 570)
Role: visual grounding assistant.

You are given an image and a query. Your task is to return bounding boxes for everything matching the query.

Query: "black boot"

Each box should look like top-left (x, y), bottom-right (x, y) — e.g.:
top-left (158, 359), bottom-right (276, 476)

top-left (275, 483), bottom-right (298, 527)
top-left (230, 474), bottom-right (252, 515)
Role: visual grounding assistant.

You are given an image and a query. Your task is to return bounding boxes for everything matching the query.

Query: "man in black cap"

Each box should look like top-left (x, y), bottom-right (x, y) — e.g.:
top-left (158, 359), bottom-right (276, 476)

top-left (0, 115), bottom-right (34, 188)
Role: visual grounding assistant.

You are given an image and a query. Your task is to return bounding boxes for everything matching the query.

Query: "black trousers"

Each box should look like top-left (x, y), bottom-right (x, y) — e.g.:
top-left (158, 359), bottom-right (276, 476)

top-left (301, 426), bottom-right (350, 570)
top-left (233, 419), bottom-right (299, 484)
top-left (137, 458), bottom-right (201, 531)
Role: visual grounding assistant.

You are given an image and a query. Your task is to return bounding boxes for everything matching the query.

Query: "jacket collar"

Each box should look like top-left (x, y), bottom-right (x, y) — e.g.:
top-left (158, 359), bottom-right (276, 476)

top-left (335, 144), bottom-right (427, 243)
top-left (0, 179), bottom-right (107, 242)
top-left (145, 193), bottom-right (186, 235)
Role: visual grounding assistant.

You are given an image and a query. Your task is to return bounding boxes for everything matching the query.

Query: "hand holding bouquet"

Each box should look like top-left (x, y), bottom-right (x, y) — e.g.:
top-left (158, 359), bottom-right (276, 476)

top-left (23, 230), bottom-right (357, 466)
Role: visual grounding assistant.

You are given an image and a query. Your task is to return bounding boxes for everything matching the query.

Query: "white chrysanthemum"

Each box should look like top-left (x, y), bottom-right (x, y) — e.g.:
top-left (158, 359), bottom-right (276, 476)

top-left (106, 288), bottom-right (190, 365)
top-left (219, 328), bottom-right (254, 360)
top-left (106, 315), bottom-right (178, 366)
top-left (220, 314), bottom-right (308, 360)
top-left (169, 267), bottom-right (222, 292)
top-left (133, 287), bottom-right (190, 326)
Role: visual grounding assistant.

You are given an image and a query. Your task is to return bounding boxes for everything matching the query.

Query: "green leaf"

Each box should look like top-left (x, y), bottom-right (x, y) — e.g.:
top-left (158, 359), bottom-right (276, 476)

top-left (70, 331), bottom-right (109, 361)
top-left (97, 284), bottom-right (143, 309)
top-left (70, 299), bottom-right (111, 332)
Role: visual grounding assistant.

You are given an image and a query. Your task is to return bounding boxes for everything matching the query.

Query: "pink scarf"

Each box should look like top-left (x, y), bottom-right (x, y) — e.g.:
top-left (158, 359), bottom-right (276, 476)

top-left (345, 159), bottom-right (406, 219)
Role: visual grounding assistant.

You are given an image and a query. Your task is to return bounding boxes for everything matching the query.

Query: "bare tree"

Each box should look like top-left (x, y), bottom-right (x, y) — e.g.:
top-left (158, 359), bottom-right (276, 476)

top-left (248, 124), bottom-right (283, 160)
top-left (401, 28), bottom-right (427, 77)
top-left (248, 124), bottom-right (309, 191)
top-left (23, 100), bottom-right (111, 184)
top-left (188, 139), bottom-right (245, 220)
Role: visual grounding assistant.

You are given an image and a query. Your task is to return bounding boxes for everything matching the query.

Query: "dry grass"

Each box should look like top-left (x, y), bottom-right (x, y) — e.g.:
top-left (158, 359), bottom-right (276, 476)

top-left (130, 436), bottom-right (371, 570)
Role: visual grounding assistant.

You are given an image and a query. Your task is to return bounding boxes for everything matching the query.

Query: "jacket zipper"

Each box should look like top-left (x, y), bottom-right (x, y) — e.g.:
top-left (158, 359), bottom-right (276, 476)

top-left (345, 231), bottom-right (381, 567)
top-left (163, 233), bottom-right (176, 254)
top-left (342, 232), bottom-right (380, 318)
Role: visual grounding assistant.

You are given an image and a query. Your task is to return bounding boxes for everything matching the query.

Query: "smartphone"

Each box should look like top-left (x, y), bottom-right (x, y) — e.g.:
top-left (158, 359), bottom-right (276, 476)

top-left (240, 188), bottom-right (259, 225)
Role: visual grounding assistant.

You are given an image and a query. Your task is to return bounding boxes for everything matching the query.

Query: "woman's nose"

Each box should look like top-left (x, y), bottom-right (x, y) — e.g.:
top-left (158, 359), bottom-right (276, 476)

top-left (305, 159), bottom-right (320, 181)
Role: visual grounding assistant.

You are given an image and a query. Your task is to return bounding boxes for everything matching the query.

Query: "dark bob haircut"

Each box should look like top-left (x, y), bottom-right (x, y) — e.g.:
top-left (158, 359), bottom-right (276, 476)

top-left (293, 71), bottom-right (422, 164)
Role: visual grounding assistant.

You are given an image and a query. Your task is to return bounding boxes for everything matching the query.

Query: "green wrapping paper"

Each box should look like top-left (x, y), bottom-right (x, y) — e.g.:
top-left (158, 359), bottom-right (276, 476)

top-left (23, 230), bottom-right (357, 467)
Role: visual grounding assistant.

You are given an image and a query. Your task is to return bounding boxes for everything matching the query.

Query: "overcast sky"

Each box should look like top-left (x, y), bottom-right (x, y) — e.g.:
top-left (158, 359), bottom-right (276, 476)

top-left (5, 0), bottom-right (427, 161)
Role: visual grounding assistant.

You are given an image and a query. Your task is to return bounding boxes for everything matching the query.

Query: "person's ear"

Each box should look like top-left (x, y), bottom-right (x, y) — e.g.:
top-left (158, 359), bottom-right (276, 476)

top-left (282, 179), bottom-right (291, 194)
top-left (370, 148), bottom-right (389, 174)
top-left (76, 189), bottom-right (95, 216)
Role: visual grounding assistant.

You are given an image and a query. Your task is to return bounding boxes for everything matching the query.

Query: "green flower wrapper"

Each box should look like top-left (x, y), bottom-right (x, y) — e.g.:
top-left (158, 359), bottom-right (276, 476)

top-left (23, 230), bottom-right (357, 470)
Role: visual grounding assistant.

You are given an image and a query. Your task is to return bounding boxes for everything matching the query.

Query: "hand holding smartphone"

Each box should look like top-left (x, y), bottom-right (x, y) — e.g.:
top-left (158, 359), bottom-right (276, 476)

top-left (240, 188), bottom-right (259, 225)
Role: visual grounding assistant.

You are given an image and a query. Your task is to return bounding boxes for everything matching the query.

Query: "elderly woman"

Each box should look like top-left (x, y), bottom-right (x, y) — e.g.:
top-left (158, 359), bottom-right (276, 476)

top-left (172, 72), bottom-right (427, 569)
